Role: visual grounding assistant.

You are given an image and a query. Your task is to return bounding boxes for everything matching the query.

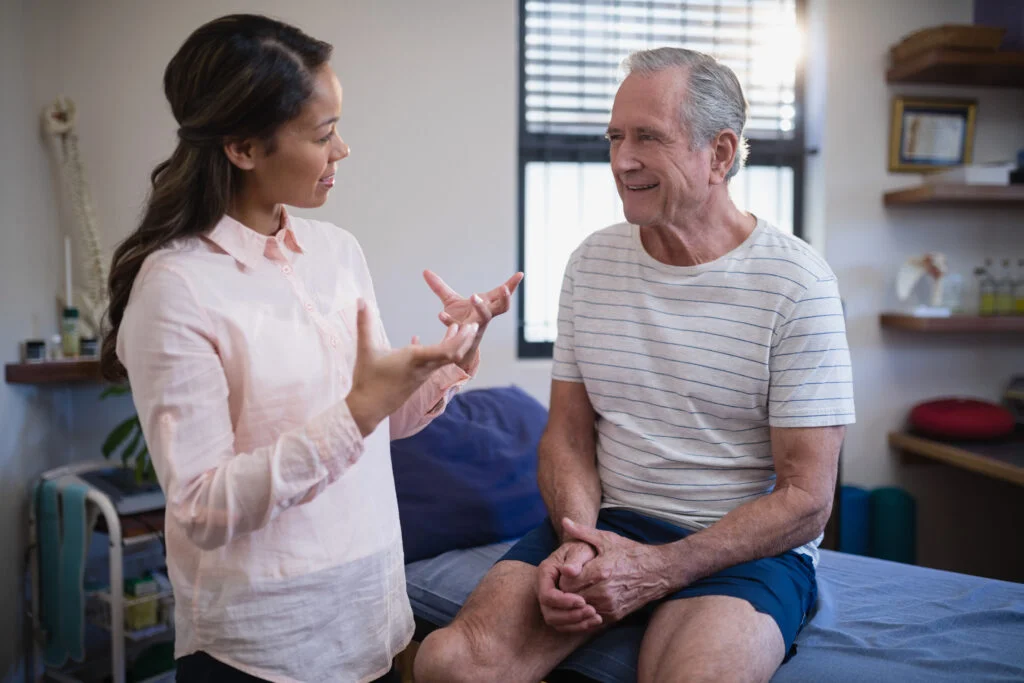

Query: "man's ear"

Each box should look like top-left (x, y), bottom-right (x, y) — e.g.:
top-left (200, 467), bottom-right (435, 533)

top-left (709, 129), bottom-right (739, 185)
top-left (223, 138), bottom-right (259, 171)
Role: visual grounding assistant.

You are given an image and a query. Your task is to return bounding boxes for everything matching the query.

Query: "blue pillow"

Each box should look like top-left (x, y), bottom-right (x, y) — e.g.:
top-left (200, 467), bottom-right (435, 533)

top-left (391, 385), bottom-right (549, 562)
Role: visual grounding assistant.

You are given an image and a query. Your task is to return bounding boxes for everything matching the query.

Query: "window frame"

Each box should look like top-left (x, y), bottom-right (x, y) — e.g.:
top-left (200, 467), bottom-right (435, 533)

top-left (516, 0), bottom-right (808, 359)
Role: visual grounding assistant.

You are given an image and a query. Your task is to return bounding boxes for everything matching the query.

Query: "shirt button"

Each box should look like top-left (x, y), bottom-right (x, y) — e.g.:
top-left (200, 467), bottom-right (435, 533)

top-left (305, 302), bottom-right (314, 312)
top-left (282, 265), bottom-right (292, 275)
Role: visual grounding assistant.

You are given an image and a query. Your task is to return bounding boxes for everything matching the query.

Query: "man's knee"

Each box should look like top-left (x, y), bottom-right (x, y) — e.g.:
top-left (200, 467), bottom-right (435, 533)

top-left (413, 627), bottom-right (463, 683)
top-left (650, 656), bottom-right (742, 683)
top-left (414, 622), bottom-right (503, 683)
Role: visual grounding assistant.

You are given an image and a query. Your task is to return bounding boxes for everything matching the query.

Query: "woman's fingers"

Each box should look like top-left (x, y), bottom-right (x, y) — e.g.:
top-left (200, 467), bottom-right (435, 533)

top-left (483, 272), bottom-right (523, 302)
top-left (353, 299), bottom-right (376, 359)
top-left (413, 323), bottom-right (477, 369)
top-left (441, 323), bottom-right (460, 343)
top-left (471, 294), bottom-right (493, 324)
top-left (423, 270), bottom-right (458, 303)
top-left (491, 285), bottom-right (512, 315)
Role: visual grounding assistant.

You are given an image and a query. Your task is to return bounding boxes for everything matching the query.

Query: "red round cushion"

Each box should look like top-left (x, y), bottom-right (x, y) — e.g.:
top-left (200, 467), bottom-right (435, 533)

top-left (909, 398), bottom-right (1015, 440)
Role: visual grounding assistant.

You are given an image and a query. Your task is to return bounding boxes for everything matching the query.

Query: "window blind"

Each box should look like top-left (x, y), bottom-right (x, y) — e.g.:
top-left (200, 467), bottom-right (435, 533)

top-left (522, 0), bottom-right (799, 139)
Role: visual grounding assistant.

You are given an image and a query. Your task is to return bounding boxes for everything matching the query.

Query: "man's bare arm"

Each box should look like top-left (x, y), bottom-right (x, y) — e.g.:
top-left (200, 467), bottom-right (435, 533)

top-left (655, 425), bottom-right (844, 588)
top-left (537, 380), bottom-right (602, 541)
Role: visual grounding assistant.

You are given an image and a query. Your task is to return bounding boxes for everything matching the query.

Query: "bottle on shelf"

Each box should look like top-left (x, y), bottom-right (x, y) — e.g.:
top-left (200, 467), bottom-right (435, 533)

top-left (995, 258), bottom-right (1015, 316)
top-left (978, 260), bottom-right (997, 316)
top-left (60, 306), bottom-right (80, 358)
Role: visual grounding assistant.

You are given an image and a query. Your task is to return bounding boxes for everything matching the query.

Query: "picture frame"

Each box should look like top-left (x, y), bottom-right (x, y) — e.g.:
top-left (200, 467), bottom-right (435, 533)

top-left (888, 97), bottom-right (977, 173)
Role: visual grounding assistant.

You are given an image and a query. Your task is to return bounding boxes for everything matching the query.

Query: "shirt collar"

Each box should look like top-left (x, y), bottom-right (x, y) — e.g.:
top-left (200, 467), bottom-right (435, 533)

top-left (205, 208), bottom-right (305, 269)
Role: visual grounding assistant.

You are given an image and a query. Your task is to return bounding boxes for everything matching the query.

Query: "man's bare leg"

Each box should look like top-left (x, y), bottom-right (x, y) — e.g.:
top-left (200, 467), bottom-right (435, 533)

top-left (414, 560), bottom-right (595, 683)
top-left (638, 595), bottom-right (786, 683)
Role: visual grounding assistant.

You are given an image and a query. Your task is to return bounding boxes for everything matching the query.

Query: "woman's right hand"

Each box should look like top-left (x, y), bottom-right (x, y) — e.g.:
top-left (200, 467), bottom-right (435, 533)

top-left (345, 299), bottom-right (477, 437)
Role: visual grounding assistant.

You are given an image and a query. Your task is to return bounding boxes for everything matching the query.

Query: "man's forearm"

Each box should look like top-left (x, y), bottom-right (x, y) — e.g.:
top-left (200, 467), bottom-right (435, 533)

top-left (537, 431), bottom-right (602, 542)
top-left (655, 484), bottom-right (829, 593)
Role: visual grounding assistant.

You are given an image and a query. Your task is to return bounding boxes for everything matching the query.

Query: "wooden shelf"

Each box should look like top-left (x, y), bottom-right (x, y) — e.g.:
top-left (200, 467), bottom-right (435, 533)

top-left (884, 184), bottom-right (1024, 206)
top-left (880, 313), bottom-right (1024, 333)
top-left (887, 48), bottom-right (1024, 87)
top-left (5, 359), bottom-right (102, 384)
top-left (890, 431), bottom-right (1024, 487)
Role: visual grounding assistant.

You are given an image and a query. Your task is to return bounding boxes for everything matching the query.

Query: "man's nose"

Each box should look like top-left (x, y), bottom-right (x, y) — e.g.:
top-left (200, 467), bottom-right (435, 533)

top-left (611, 144), bottom-right (642, 175)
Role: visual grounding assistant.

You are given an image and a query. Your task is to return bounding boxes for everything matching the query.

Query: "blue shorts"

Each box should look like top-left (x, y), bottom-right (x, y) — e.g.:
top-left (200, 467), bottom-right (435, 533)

top-left (499, 507), bottom-right (817, 658)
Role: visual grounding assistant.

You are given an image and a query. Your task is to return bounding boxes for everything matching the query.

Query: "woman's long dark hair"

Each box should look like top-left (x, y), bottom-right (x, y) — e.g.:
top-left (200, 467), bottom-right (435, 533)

top-left (101, 14), bottom-right (332, 381)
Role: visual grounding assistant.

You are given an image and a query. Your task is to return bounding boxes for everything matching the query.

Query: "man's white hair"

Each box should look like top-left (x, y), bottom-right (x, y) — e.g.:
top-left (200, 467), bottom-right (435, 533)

top-left (622, 47), bottom-right (750, 180)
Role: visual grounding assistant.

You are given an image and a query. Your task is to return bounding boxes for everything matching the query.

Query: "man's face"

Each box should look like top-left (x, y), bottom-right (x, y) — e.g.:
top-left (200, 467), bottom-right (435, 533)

top-left (607, 69), bottom-right (714, 228)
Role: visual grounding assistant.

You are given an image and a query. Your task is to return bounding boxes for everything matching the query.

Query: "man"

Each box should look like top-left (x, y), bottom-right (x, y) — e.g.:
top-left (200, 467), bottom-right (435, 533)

top-left (415, 47), bottom-right (854, 683)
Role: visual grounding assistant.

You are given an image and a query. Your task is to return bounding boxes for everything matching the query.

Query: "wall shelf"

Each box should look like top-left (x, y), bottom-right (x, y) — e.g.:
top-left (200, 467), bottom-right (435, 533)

top-left (890, 431), bottom-right (1024, 487)
top-left (5, 359), bottom-right (102, 384)
top-left (880, 313), bottom-right (1024, 333)
top-left (884, 184), bottom-right (1024, 206)
top-left (886, 49), bottom-right (1024, 87)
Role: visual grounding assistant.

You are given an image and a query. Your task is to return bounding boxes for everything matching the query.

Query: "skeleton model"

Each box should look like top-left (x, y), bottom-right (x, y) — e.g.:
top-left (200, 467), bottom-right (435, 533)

top-left (896, 252), bottom-right (949, 314)
top-left (42, 96), bottom-right (108, 338)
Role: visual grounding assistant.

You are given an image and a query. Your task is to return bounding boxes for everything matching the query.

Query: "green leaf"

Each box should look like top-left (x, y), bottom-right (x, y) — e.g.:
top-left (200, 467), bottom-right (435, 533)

top-left (100, 384), bottom-right (131, 400)
top-left (119, 424), bottom-right (143, 467)
top-left (102, 417), bottom-right (139, 458)
top-left (142, 452), bottom-right (155, 483)
top-left (134, 451), bottom-right (147, 484)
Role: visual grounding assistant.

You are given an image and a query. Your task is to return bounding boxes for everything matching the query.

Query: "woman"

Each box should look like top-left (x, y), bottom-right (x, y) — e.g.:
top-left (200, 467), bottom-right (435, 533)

top-left (100, 14), bottom-right (521, 683)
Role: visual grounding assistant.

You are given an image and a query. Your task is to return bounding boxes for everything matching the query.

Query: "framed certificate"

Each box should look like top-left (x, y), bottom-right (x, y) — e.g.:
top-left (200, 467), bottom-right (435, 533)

top-left (888, 97), bottom-right (977, 173)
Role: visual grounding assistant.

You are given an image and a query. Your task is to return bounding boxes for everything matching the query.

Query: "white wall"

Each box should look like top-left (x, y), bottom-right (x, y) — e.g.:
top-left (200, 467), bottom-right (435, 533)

top-left (813, 0), bottom-right (1024, 580)
top-left (4, 3), bottom-right (542, 675)
top-left (22, 0), bottom-right (555, 406)
top-left (1, 2), bottom-right (138, 680)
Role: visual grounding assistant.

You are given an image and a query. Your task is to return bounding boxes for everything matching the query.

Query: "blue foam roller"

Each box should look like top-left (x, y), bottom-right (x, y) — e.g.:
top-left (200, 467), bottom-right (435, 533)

top-left (839, 485), bottom-right (870, 556)
top-left (869, 487), bottom-right (917, 565)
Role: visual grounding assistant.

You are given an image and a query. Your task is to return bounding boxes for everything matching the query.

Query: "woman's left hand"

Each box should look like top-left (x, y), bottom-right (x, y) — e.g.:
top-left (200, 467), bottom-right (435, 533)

top-left (423, 270), bottom-right (523, 372)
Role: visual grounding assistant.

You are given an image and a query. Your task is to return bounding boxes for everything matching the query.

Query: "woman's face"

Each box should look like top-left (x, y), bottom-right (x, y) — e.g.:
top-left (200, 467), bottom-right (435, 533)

top-left (240, 64), bottom-right (349, 210)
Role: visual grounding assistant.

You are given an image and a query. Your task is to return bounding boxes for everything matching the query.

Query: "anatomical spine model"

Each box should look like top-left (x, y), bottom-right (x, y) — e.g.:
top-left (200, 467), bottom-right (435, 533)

top-left (42, 96), bottom-right (108, 338)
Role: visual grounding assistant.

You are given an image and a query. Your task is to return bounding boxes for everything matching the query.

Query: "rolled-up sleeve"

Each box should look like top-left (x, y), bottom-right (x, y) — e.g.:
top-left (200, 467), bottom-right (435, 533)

top-left (118, 264), bottom-right (365, 551)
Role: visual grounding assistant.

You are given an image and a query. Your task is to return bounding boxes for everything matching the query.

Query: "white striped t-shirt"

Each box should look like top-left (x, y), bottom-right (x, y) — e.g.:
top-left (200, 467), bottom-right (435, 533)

top-left (553, 219), bottom-right (855, 564)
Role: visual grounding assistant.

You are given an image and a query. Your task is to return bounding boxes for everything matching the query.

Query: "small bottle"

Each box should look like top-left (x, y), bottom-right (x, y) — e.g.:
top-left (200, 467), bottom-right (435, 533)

top-left (995, 259), bottom-right (1015, 316)
top-left (48, 334), bottom-right (63, 360)
top-left (61, 306), bottom-right (80, 358)
top-left (978, 264), bottom-right (997, 316)
top-left (1015, 258), bottom-right (1024, 316)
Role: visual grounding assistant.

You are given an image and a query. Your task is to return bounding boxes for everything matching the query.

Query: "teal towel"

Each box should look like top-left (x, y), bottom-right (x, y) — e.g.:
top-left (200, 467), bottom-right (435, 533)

top-left (58, 482), bottom-right (91, 662)
top-left (37, 481), bottom-right (64, 667)
top-left (37, 478), bottom-right (94, 667)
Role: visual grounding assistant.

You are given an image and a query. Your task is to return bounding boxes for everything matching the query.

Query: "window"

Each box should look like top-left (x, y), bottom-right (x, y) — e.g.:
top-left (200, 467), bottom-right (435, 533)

top-left (517, 0), bottom-right (806, 357)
